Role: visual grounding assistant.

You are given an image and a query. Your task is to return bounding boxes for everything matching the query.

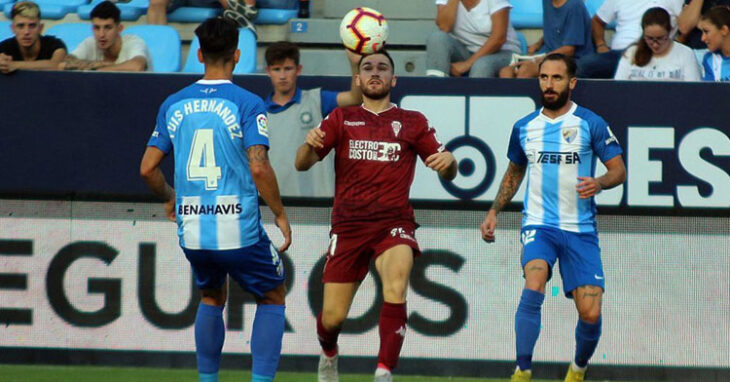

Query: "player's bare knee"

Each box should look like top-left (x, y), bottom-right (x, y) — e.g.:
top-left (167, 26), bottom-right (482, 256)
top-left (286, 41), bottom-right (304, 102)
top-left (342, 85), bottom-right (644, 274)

top-left (257, 283), bottom-right (286, 305)
top-left (499, 66), bottom-right (515, 78)
top-left (321, 308), bottom-right (347, 330)
top-left (578, 309), bottom-right (601, 324)
top-left (382, 282), bottom-right (408, 302)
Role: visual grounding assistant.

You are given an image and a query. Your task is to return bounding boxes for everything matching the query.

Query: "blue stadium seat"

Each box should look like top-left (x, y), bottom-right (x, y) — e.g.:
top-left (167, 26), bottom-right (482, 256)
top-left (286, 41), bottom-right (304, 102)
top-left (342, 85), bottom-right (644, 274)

top-left (510, 0), bottom-right (543, 29)
top-left (46, 23), bottom-right (92, 52)
top-left (256, 8), bottom-right (298, 24)
top-left (183, 28), bottom-right (256, 74)
top-left (585, 0), bottom-right (605, 17)
top-left (3, 3), bottom-right (75, 19)
top-left (167, 6), bottom-right (221, 23)
top-left (0, 20), bottom-right (12, 42)
top-left (78, 0), bottom-right (144, 21)
top-left (0, 0), bottom-right (13, 9)
top-left (122, 25), bottom-right (180, 72)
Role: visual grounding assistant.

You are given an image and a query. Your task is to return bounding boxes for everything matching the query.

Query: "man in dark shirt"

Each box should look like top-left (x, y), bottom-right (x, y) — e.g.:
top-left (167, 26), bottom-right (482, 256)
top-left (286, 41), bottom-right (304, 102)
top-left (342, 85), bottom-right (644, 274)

top-left (0, 1), bottom-right (66, 74)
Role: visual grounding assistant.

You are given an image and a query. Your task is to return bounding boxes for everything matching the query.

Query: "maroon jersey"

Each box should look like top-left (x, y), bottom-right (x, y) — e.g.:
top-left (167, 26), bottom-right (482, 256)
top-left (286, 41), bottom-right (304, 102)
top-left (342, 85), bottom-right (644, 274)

top-left (315, 104), bottom-right (444, 232)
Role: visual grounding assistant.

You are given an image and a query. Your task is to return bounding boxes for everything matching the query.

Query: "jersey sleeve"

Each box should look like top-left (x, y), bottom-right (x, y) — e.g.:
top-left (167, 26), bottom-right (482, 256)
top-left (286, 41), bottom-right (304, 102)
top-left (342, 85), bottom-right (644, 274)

top-left (413, 115), bottom-right (445, 162)
top-left (147, 101), bottom-right (172, 154)
top-left (506, 123), bottom-right (527, 166)
top-left (241, 99), bottom-right (270, 150)
top-left (320, 90), bottom-right (339, 116)
top-left (560, 5), bottom-right (589, 47)
top-left (590, 116), bottom-right (623, 162)
top-left (48, 36), bottom-right (67, 53)
top-left (314, 107), bottom-right (342, 159)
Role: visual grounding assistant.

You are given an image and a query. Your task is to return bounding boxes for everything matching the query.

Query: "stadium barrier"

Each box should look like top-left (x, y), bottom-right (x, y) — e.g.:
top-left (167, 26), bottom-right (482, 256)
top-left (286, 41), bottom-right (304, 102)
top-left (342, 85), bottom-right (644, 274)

top-left (0, 72), bottom-right (728, 380)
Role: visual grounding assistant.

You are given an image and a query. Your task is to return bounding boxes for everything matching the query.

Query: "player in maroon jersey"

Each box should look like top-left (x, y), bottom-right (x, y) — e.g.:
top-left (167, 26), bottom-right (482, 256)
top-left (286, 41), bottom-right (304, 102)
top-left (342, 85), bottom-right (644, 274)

top-left (295, 50), bottom-right (457, 382)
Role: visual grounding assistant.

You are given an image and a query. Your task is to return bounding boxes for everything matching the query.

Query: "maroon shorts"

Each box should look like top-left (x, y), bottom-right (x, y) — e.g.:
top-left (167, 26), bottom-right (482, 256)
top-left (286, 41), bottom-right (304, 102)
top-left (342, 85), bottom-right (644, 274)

top-left (322, 221), bottom-right (421, 283)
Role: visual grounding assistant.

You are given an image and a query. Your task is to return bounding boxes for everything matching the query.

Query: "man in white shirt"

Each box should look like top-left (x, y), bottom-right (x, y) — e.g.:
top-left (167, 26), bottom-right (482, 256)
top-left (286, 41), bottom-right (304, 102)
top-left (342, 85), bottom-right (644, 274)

top-left (60, 1), bottom-right (151, 71)
top-left (576, 0), bottom-right (683, 78)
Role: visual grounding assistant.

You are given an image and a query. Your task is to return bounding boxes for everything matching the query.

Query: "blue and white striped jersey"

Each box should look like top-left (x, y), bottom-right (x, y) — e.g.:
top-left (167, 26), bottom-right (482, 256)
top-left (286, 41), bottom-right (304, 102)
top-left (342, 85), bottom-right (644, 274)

top-left (507, 103), bottom-right (622, 233)
top-left (147, 79), bottom-right (270, 250)
top-left (702, 51), bottom-right (730, 82)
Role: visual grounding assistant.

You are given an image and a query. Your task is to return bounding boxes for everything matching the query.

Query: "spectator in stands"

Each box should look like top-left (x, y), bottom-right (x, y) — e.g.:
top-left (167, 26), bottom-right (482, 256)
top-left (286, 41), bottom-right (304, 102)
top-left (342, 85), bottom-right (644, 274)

top-left (698, 5), bottom-right (730, 80)
top-left (678, 0), bottom-right (730, 49)
top-left (576, 0), bottom-right (683, 78)
top-left (614, 7), bottom-right (701, 80)
top-left (0, 1), bottom-right (66, 74)
top-left (147, 0), bottom-right (258, 33)
top-left (499, 0), bottom-right (593, 78)
top-left (60, 1), bottom-right (151, 71)
top-left (426, 0), bottom-right (522, 77)
top-left (263, 41), bottom-right (361, 197)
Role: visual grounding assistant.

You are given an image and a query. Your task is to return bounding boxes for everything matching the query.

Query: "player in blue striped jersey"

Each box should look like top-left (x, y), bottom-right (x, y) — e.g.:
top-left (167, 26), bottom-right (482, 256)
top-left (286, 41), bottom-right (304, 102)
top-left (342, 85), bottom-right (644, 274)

top-left (480, 54), bottom-right (626, 382)
top-left (140, 18), bottom-right (291, 382)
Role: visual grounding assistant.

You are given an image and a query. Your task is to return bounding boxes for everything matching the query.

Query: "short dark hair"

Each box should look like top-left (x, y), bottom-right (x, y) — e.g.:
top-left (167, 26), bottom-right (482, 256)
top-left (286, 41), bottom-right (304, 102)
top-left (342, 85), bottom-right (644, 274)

top-left (358, 49), bottom-right (395, 73)
top-left (90, 1), bottom-right (121, 23)
top-left (538, 53), bottom-right (577, 77)
top-left (265, 41), bottom-right (300, 66)
top-left (195, 17), bottom-right (239, 63)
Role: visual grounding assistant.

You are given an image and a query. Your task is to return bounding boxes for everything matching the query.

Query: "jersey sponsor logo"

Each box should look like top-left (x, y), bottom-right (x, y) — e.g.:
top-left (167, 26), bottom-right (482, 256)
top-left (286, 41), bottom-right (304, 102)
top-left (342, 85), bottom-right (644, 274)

top-left (177, 203), bottom-right (243, 216)
top-left (395, 325), bottom-right (407, 337)
top-left (537, 151), bottom-right (581, 164)
top-left (390, 227), bottom-right (416, 242)
top-left (200, 88), bottom-right (217, 94)
top-left (348, 140), bottom-right (401, 162)
top-left (256, 114), bottom-right (268, 137)
top-left (521, 229), bottom-right (536, 245)
top-left (344, 120), bottom-right (366, 127)
top-left (594, 274), bottom-right (604, 280)
top-left (562, 127), bottom-right (578, 143)
top-left (151, 131), bottom-right (160, 138)
top-left (391, 121), bottom-right (402, 137)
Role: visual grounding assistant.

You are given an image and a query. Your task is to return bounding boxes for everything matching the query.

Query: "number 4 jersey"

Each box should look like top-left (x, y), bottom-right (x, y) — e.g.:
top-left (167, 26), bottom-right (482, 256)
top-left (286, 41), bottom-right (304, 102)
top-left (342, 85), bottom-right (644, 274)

top-left (147, 79), bottom-right (269, 250)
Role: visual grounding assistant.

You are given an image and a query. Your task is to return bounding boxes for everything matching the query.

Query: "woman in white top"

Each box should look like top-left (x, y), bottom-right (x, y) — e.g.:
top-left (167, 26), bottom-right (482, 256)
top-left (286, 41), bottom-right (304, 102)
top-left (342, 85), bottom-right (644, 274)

top-left (614, 7), bottom-right (701, 81)
top-left (426, 0), bottom-right (522, 77)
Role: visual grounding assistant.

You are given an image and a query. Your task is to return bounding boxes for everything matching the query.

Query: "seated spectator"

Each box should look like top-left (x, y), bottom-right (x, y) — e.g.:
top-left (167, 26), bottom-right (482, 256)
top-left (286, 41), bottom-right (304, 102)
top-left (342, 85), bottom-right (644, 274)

top-left (698, 5), bottom-right (730, 81)
top-left (576, 0), bottom-right (683, 78)
top-left (147, 0), bottom-right (258, 32)
top-left (678, 0), bottom-right (730, 49)
top-left (60, 1), bottom-right (151, 72)
top-left (499, 0), bottom-right (593, 78)
top-left (614, 7), bottom-right (701, 80)
top-left (426, 0), bottom-right (521, 77)
top-left (0, 1), bottom-right (66, 74)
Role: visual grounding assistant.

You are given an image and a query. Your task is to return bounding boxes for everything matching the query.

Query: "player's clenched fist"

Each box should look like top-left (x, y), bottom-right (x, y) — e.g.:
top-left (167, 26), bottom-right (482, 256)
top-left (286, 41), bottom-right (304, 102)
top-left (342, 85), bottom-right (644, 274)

top-left (480, 210), bottom-right (497, 243)
top-left (305, 127), bottom-right (325, 149)
top-left (425, 151), bottom-right (455, 172)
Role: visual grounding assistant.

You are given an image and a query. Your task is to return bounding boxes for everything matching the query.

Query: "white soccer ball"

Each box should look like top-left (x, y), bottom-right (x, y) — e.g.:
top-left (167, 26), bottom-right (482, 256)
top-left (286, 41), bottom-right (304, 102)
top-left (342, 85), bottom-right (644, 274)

top-left (339, 7), bottom-right (389, 54)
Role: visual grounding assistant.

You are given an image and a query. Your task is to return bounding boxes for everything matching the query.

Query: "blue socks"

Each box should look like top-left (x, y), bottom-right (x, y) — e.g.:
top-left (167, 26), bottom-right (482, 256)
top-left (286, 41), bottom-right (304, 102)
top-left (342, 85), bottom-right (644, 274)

top-left (515, 288), bottom-right (545, 371)
top-left (250, 304), bottom-right (286, 381)
top-left (195, 303), bottom-right (225, 382)
top-left (574, 317), bottom-right (602, 367)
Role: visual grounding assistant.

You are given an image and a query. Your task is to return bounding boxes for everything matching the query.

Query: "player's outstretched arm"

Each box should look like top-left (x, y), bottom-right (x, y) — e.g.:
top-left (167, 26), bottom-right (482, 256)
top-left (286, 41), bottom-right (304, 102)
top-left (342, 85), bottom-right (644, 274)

top-left (248, 145), bottom-right (292, 252)
top-left (335, 50), bottom-right (363, 107)
top-left (294, 127), bottom-right (325, 171)
top-left (481, 161), bottom-right (526, 242)
top-left (425, 151), bottom-right (457, 181)
top-left (576, 155), bottom-right (626, 199)
top-left (140, 146), bottom-right (176, 222)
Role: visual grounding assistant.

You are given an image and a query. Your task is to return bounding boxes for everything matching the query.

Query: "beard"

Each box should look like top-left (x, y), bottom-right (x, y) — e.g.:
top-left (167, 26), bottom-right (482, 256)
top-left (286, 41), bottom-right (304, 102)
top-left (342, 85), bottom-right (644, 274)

top-left (541, 88), bottom-right (570, 110)
top-left (361, 80), bottom-right (391, 100)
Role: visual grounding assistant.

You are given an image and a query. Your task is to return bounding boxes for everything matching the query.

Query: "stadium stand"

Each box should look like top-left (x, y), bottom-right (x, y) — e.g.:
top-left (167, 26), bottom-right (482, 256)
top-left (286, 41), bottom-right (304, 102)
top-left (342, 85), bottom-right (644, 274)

top-left (78, 0), bottom-right (146, 21)
top-left (510, 0), bottom-right (543, 29)
top-left (45, 22), bottom-right (91, 52)
top-left (122, 24), bottom-right (180, 72)
top-left (183, 27), bottom-right (256, 73)
top-left (0, 20), bottom-right (11, 42)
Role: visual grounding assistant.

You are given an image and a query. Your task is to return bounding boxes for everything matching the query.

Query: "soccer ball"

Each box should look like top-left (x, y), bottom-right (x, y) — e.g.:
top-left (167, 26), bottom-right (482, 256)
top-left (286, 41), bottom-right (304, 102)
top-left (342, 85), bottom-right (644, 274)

top-left (339, 7), bottom-right (389, 54)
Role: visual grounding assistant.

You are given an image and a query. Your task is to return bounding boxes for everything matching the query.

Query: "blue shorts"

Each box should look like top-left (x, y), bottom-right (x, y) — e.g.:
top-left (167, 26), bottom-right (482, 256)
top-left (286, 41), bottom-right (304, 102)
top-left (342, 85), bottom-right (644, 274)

top-left (520, 225), bottom-right (605, 298)
top-left (182, 235), bottom-right (285, 298)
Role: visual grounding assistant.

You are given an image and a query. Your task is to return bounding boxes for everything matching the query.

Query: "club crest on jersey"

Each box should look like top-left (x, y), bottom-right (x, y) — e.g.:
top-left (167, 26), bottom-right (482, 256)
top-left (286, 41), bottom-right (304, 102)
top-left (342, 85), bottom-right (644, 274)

top-left (300, 111), bottom-right (313, 125)
top-left (391, 121), bottom-right (402, 137)
top-left (562, 127), bottom-right (578, 143)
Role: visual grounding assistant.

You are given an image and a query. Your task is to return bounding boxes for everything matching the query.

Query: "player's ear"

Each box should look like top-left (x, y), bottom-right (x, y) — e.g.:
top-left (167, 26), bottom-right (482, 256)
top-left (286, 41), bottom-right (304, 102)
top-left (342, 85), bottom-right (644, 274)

top-left (390, 75), bottom-right (397, 87)
top-left (39, 22), bottom-right (44, 34)
top-left (568, 75), bottom-right (577, 90)
top-left (355, 73), bottom-right (361, 86)
top-left (296, 64), bottom-right (303, 76)
top-left (234, 49), bottom-right (241, 64)
top-left (197, 49), bottom-right (203, 63)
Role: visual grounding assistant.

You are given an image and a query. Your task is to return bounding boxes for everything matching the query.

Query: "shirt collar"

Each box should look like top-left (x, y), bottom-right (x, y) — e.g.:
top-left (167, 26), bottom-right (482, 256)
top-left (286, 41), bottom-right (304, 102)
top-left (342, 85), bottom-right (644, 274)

top-left (265, 87), bottom-right (302, 113)
top-left (196, 79), bottom-right (232, 85)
